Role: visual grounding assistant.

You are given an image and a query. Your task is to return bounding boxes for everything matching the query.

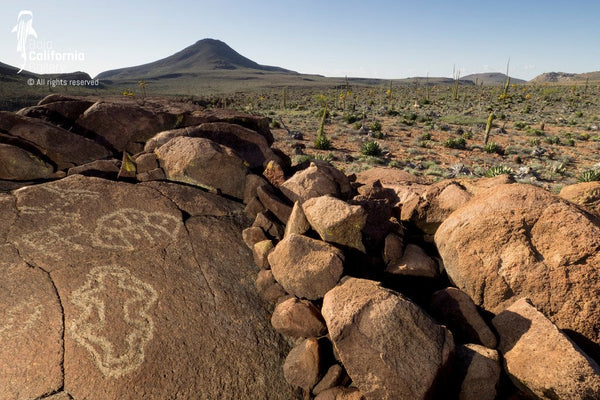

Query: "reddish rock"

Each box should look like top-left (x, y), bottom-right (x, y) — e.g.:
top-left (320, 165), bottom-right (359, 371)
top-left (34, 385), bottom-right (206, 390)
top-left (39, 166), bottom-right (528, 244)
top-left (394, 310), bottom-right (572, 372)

top-left (252, 211), bottom-right (285, 239)
top-left (313, 364), bottom-right (348, 395)
top-left (256, 269), bottom-right (287, 304)
top-left (455, 344), bottom-right (501, 400)
top-left (243, 174), bottom-right (269, 204)
top-left (257, 184), bottom-right (292, 224)
top-left (435, 183), bottom-right (600, 358)
top-left (303, 195), bottom-right (367, 252)
top-left (242, 226), bottom-right (269, 250)
top-left (67, 159), bottom-right (121, 179)
top-left (155, 136), bottom-right (249, 199)
top-left (493, 298), bottom-right (600, 399)
top-left (0, 143), bottom-right (54, 180)
top-left (134, 152), bottom-right (159, 173)
top-left (322, 277), bottom-right (455, 400)
top-left (430, 287), bottom-right (497, 348)
top-left (283, 338), bottom-right (325, 391)
top-left (385, 243), bottom-right (439, 278)
top-left (284, 201), bottom-right (310, 237)
top-left (271, 297), bottom-right (327, 338)
top-left (280, 161), bottom-right (352, 202)
top-left (263, 159), bottom-right (286, 186)
top-left (383, 232), bottom-right (404, 267)
top-left (559, 181), bottom-right (600, 215)
top-left (268, 234), bottom-right (344, 300)
top-left (253, 239), bottom-right (274, 269)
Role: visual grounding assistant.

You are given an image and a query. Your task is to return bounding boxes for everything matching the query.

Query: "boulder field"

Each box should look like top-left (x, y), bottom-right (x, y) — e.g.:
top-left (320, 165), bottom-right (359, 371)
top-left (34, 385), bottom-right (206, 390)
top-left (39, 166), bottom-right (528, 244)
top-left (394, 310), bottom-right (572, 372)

top-left (1, 95), bottom-right (600, 400)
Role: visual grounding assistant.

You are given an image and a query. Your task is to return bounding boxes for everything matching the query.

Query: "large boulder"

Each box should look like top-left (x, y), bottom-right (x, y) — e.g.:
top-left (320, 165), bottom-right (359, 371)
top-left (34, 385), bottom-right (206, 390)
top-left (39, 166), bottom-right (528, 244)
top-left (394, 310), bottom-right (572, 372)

top-left (271, 297), bottom-right (327, 338)
top-left (322, 277), bottom-right (455, 400)
top-left (0, 143), bottom-right (55, 180)
top-left (145, 122), bottom-right (281, 169)
top-left (2, 175), bottom-right (294, 399)
top-left (155, 136), bottom-right (249, 199)
top-left (559, 181), bottom-right (600, 216)
top-left (493, 298), bottom-right (600, 399)
top-left (435, 183), bottom-right (600, 359)
top-left (0, 111), bottom-right (112, 170)
top-left (454, 344), bottom-right (501, 400)
top-left (268, 234), bottom-right (344, 300)
top-left (75, 101), bottom-right (177, 153)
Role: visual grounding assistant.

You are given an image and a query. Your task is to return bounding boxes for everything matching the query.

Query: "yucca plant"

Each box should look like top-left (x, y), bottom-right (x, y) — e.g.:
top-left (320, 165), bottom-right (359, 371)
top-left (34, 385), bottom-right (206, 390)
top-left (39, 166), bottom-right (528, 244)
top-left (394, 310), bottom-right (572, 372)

top-left (443, 137), bottom-right (466, 149)
top-left (578, 169), bottom-right (600, 182)
top-left (484, 141), bottom-right (500, 154)
top-left (483, 113), bottom-right (496, 145)
top-left (314, 104), bottom-right (331, 150)
top-left (485, 165), bottom-right (513, 177)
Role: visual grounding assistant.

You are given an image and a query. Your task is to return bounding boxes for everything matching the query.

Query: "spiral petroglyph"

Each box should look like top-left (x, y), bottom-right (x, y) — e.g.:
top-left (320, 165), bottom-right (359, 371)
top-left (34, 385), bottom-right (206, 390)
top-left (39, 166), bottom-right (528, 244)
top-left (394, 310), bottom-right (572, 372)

top-left (69, 265), bottom-right (158, 378)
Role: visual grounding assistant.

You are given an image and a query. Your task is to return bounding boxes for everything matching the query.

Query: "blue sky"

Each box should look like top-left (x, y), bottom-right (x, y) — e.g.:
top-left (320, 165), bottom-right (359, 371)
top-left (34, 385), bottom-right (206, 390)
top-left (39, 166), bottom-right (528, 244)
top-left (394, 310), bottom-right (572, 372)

top-left (2, 0), bottom-right (599, 80)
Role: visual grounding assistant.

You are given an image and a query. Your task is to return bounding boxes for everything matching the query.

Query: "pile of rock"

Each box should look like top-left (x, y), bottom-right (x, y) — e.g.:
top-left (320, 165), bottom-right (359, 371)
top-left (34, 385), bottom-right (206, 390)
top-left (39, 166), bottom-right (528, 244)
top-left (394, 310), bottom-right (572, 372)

top-left (3, 95), bottom-right (600, 400)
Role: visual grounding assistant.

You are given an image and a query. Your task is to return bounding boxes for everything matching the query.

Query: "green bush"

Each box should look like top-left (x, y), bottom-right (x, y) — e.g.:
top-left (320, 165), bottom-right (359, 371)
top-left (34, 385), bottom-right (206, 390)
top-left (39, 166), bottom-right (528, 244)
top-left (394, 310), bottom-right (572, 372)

top-left (484, 142), bottom-right (500, 154)
top-left (578, 169), bottom-right (600, 182)
top-left (443, 137), bottom-right (466, 149)
top-left (361, 140), bottom-right (382, 156)
top-left (369, 121), bottom-right (382, 132)
top-left (421, 132), bottom-right (432, 141)
top-left (485, 165), bottom-right (513, 177)
top-left (343, 113), bottom-right (359, 124)
top-left (544, 136), bottom-right (560, 145)
top-left (314, 134), bottom-right (331, 150)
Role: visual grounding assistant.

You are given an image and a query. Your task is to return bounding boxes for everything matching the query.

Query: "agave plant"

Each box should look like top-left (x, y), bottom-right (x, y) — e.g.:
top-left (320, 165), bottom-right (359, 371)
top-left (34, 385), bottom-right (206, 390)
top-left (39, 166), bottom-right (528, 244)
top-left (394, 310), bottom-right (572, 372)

top-left (577, 169), bottom-right (600, 182)
top-left (485, 165), bottom-right (513, 178)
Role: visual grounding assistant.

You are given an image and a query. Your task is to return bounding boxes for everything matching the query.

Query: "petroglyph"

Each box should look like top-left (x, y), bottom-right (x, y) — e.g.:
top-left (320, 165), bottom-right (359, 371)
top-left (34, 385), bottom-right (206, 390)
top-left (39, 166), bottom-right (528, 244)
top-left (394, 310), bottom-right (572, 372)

top-left (69, 265), bottom-right (158, 378)
top-left (0, 297), bottom-right (43, 337)
top-left (92, 208), bottom-right (181, 251)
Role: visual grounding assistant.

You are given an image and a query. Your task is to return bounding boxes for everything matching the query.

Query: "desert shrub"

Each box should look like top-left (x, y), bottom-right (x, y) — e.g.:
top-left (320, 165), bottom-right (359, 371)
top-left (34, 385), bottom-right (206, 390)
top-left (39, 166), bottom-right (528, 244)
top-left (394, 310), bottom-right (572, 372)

top-left (314, 134), bottom-right (331, 150)
top-left (514, 121), bottom-right (528, 130)
top-left (578, 169), bottom-right (600, 182)
top-left (526, 126), bottom-right (544, 136)
top-left (544, 136), bottom-right (560, 145)
top-left (369, 121), bottom-right (382, 132)
top-left (443, 137), bottom-right (466, 149)
top-left (361, 140), bottom-right (382, 156)
top-left (484, 142), bottom-right (500, 154)
top-left (421, 132), bottom-right (432, 141)
top-left (270, 119), bottom-right (281, 129)
top-left (485, 165), bottom-right (513, 177)
top-left (529, 138), bottom-right (541, 146)
top-left (462, 131), bottom-right (473, 140)
top-left (579, 132), bottom-right (590, 141)
top-left (343, 113), bottom-right (359, 124)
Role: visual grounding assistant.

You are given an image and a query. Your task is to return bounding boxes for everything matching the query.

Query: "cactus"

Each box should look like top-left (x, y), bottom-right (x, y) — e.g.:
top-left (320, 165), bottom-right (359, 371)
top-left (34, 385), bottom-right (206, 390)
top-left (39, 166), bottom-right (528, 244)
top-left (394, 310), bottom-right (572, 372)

top-left (484, 112), bottom-right (496, 145)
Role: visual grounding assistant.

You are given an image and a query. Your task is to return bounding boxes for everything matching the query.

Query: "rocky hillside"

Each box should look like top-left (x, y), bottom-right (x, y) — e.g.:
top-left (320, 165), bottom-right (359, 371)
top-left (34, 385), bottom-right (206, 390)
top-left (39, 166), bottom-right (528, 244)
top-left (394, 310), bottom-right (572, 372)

top-left (1, 96), bottom-right (600, 399)
top-left (531, 71), bottom-right (600, 83)
top-left (462, 72), bottom-right (526, 85)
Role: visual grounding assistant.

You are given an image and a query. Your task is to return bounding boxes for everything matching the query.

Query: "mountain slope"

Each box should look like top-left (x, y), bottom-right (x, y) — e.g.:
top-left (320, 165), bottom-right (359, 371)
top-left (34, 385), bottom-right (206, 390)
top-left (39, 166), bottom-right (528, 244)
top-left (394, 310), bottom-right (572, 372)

top-left (462, 72), bottom-right (526, 85)
top-left (530, 71), bottom-right (600, 83)
top-left (97, 39), bottom-right (295, 80)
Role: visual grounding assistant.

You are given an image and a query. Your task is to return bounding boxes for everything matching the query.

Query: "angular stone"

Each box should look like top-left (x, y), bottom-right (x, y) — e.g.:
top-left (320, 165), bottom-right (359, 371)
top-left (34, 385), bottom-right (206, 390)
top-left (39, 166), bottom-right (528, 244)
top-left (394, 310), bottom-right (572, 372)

top-left (285, 201), bottom-right (310, 237)
top-left (243, 174), bottom-right (269, 204)
top-left (136, 168), bottom-right (166, 182)
top-left (253, 239), bottom-right (274, 269)
top-left (313, 364), bottom-right (347, 395)
top-left (242, 226), bottom-right (268, 250)
top-left (145, 122), bottom-right (280, 169)
top-left (385, 243), bottom-right (438, 278)
top-left (244, 196), bottom-right (266, 219)
top-left (155, 136), bottom-right (249, 199)
top-left (430, 287), bottom-right (497, 348)
top-left (559, 181), bottom-right (600, 216)
top-left (257, 184), bottom-right (292, 224)
top-left (492, 298), bottom-right (600, 400)
top-left (315, 387), bottom-right (365, 400)
top-left (0, 111), bottom-right (111, 170)
top-left (435, 183), bottom-right (600, 358)
top-left (455, 344), bottom-right (501, 400)
top-left (134, 152), bottom-right (159, 173)
top-left (263, 159), bottom-right (286, 186)
top-left (252, 211), bottom-right (285, 240)
top-left (256, 269), bottom-right (287, 304)
top-left (303, 195), bottom-right (366, 252)
top-left (0, 142), bottom-right (54, 180)
top-left (271, 297), bottom-right (327, 338)
top-left (383, 232), bottom-right (404, 267)
top-left (0, 244), bottom-right (63, 400)
top-left (322, 277), bottom-right (454, 400)
top-left (268, 234), bottom-right (344, 300)
top-left (117, 152), bottom-right (137, 179)
top-left (68, 159), bottom-right (121, 179)
top-left (280, 161), bottom-right (352, 202)
top-left (283, 338), bottom-right (324, 391)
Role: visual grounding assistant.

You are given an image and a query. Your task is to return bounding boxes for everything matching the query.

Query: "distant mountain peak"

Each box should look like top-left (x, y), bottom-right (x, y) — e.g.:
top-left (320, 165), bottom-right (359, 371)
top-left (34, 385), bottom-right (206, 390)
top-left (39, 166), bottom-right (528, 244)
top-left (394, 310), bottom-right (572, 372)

top-left (96, 38), bottom-right (294, 80)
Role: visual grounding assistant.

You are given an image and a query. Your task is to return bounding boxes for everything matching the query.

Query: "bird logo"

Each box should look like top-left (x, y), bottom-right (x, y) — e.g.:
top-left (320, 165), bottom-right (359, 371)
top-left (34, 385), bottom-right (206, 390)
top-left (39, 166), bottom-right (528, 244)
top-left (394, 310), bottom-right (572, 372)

top-left (11, 10), bottom-right (38, 73)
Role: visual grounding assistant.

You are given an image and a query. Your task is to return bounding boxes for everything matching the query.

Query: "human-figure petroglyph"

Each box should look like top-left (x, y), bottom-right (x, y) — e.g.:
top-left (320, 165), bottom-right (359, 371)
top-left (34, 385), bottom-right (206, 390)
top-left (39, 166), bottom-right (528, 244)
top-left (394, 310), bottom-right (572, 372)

top-left (92, 208), bottom-right (181, 251)
top-left (69, 265), bottom-right (158, 378)
top-left (0, 296), bottom-right (43, 337)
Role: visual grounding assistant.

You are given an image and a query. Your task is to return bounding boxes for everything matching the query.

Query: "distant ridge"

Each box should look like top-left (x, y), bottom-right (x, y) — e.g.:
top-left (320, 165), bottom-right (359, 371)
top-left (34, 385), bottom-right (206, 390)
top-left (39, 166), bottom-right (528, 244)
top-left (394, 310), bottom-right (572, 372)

top-left (530, 71), bottom-right (600, 83)
top-left (462, 72), bottom-right (526, 86)
top-left (96, 38), bottom-right (296, 80)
